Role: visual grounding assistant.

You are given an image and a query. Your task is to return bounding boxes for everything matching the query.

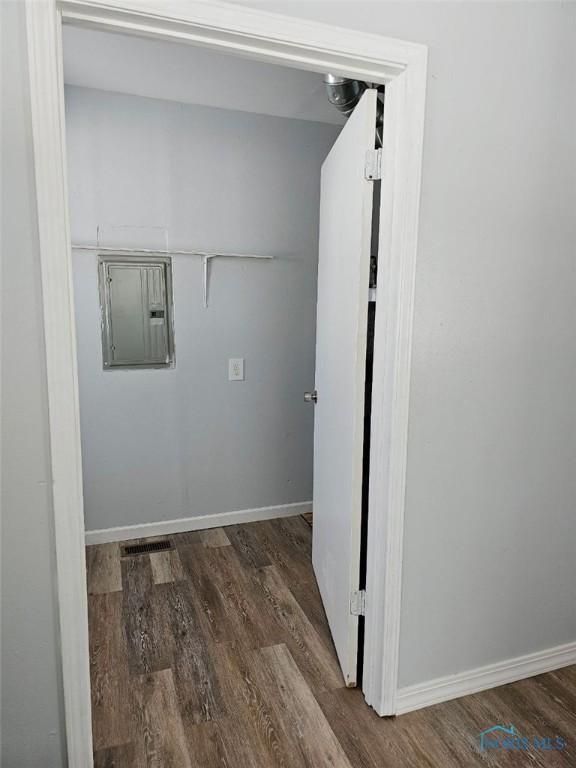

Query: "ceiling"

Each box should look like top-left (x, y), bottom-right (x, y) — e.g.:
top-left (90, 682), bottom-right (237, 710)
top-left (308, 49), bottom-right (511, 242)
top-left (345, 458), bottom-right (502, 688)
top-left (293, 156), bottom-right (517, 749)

top-left (62, 26), bottom-right (346, 126)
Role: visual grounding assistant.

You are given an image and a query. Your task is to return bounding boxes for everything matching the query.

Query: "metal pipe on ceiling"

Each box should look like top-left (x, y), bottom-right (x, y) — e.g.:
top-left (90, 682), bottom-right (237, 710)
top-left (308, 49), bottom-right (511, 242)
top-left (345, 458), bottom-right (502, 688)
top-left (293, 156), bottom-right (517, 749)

top-left (324, 73), bottom-right (383, 147)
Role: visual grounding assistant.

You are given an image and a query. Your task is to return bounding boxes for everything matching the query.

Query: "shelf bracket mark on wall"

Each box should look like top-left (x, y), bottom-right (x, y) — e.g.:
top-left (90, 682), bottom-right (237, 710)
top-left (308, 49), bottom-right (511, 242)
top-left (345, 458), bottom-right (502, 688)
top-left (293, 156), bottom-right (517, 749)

top-left (71, 245), bottom-right (274, 309)
top-left (203, 255), bottom-right (211, 308)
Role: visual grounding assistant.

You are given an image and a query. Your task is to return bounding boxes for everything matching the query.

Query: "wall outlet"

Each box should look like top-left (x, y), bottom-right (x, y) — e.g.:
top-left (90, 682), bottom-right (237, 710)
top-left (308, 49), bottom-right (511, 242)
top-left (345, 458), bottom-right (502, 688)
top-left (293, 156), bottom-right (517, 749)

top-left (228, 358), bottom-right (245, 381)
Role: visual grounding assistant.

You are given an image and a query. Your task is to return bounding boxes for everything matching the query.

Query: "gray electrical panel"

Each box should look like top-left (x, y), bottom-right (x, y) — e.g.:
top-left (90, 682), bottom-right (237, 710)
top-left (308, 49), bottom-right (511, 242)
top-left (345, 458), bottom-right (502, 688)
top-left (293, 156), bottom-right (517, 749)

top-left (99, 255), bottom-right (175, 369)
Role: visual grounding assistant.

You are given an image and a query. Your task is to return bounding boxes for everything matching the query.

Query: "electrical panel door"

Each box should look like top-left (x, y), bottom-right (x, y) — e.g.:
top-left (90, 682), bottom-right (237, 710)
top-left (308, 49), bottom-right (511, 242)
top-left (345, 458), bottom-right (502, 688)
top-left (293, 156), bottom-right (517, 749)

top-left (99, 256), bottom-right (174, 369)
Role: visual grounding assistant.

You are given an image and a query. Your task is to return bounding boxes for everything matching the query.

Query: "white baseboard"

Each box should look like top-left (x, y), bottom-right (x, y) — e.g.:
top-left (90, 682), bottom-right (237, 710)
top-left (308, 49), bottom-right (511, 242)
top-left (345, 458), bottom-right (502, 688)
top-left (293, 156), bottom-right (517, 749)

top-left (85, 501), bottom-right (312, 545)
top-left (395, 640), bottom-right (576, 715)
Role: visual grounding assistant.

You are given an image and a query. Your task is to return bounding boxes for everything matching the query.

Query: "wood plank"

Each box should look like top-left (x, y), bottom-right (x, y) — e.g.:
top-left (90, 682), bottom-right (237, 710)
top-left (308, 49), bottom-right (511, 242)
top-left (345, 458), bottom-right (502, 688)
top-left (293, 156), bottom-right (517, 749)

top-left (318, 687), bottom-right (436, 768)
top-left (179, 542), bottom-right (282, 650)
top-left (184, 721), bottom-right (233, 768)
top-left (419, 698), bottom-right (500, 768)
top-left (228, 519), bottom-right (335, 650)
top-left (480, 684), bottom-right (574, 768)
top-left (262, 517), bottom-right (338, 646)
top-left (212, 642), bottom-right (309, 768)
top-left (150, 548), bottom-right (185, 584)
top-left (258, 516), bottom-right (314, 574)
top-left (121, 535), bottom-right (171, 545)
top-left (121, 556), bottom-right (172, 676)
top-left (557, 665), bottom-right (576, 688)
top-left (450, 687), bottom-right (564, 768)
top-left (186, 714), bottom-right (274, 768)
top-left (157, 581), bottom-right (225, 725)
top-left (172, 530), bottom-right (202, 548)
top-left (259, 644), bottom-right (353, 768)
top-left (174, 538), bottom-right (240, 644)
top-left (93, 742), bottom-right (146, 768)
top-left (287, 576), bottom-right (337, 652)
top-left (133, 669), bottom-right (192, 768)
top-left (209, 546), bottom-right (284, 649)
top-left (87, 542), bottom-right (122, 594)
top-left (200, 528), bottom-right (231, 548)
top-left (273, 516), bottom-right (313, 557)
top-left (318, 688), bottom-right (392, 768)
top-left (513, 674), bottom-right (576, 735)
top-left (88, 592), bottom-right (133, 751)
top-left (539, 668), bottom-right (576, 714)
top-left (254, 565), bottom-right (344, 693)
top-left (87, 521), bottom-right (576, 768)
top-left (253, 518), bottom-right (316, 590)
top-left (225, 522), bottom-right (272, 569)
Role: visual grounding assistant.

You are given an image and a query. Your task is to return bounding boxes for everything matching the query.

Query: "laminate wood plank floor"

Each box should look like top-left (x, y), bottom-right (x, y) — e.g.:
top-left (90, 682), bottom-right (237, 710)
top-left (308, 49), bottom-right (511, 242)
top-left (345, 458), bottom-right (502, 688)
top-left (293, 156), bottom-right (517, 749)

top-left (87, 516), bottom-right (576, 767)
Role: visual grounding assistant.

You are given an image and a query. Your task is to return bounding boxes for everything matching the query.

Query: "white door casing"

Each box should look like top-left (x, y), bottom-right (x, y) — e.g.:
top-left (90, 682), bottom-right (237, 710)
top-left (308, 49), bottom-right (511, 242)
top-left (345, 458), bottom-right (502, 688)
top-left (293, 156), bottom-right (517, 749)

top-left (25, 1), bottom-right (426, 760)
top-left (312, 90), bottom-right (377, 687)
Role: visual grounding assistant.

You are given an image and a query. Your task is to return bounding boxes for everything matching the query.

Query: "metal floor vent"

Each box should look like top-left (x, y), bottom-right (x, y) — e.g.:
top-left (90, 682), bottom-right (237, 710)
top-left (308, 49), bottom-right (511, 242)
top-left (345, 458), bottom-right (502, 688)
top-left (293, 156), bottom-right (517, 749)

top-left (122, 539), bottom-right (173, 557)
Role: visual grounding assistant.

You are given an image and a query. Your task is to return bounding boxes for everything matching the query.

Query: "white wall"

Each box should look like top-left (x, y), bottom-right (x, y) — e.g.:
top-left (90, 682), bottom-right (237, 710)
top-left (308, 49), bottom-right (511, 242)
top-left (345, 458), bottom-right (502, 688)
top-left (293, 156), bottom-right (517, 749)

top-left (1, 3), bottom-right (66, 765)
top-left (63, 25), bottom-right (345, 126)
top-left (233, 1), bottom-right (576, 689)
top-left (66, 86), bottom-right (339, 532)
top-left (383, 1), bottom-right (576, 690)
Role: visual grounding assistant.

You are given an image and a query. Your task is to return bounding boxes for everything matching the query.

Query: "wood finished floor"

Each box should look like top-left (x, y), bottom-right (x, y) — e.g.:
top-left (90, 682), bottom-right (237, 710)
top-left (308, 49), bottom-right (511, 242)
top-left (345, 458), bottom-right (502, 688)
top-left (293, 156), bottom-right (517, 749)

top-left (87, 516), bottom-right (576, 767)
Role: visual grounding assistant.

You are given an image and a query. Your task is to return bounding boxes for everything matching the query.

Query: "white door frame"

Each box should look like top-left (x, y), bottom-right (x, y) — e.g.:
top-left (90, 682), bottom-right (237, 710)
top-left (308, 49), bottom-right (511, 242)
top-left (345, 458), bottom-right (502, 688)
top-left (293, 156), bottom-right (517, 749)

top-left (25, 1), bottom-right (427, 762)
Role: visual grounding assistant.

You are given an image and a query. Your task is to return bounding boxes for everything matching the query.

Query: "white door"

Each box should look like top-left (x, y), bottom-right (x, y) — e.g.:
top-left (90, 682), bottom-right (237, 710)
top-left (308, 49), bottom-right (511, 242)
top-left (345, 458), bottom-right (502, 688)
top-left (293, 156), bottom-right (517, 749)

top-left (311, 89), bottom-right (377, 686)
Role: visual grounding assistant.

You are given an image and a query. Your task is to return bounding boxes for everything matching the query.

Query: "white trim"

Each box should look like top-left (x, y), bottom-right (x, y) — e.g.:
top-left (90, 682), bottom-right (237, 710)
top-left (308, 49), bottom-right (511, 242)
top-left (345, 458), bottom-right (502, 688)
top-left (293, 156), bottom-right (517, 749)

top-left (362, 55), bottom-right (428, 716)
top-left (85, 502), bottom-right (312, 545)
top-left (395, 641), bottom-right (576, 715)
top-left (25, 0), bottom-right (427, 757)
top-left (25, 2), bottom-right (93, 764)
top-left (59, 0), bottom-right (422, 82)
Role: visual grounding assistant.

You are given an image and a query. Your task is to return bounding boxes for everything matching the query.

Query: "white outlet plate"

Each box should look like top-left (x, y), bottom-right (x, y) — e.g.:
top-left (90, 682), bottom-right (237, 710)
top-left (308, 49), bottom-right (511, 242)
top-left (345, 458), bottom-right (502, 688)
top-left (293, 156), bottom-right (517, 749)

top-left (228, 358), bottom-right (245, 381)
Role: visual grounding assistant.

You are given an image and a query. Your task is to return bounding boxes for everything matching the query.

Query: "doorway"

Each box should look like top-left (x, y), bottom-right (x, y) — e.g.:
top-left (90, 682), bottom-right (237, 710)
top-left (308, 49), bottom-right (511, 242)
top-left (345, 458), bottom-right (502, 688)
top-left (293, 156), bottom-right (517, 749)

top-left (25, 2), bottom-right (427, 762)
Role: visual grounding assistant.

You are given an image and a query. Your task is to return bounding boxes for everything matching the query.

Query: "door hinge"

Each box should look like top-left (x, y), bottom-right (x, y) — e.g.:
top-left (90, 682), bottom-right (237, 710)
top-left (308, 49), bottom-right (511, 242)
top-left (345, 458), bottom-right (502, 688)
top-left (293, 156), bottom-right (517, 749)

top-left (350, 589), bottom-right (366, 616)
top-left (364, 148), bottom-right (382, 181)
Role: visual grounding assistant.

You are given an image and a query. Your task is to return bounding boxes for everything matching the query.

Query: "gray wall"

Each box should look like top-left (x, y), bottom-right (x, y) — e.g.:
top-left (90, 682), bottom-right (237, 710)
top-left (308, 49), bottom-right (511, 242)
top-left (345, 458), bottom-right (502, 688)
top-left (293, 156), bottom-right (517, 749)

top-left (235, 1), bottom-right (576, 688)
top-left (66, 86), bottom-right (339, 532)
top-left (393, 2), bottom-right (576, 688)
top-left (1, 2), bottom-right (66, 765)
top-left (3, 7), bottom-right (575, 762)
